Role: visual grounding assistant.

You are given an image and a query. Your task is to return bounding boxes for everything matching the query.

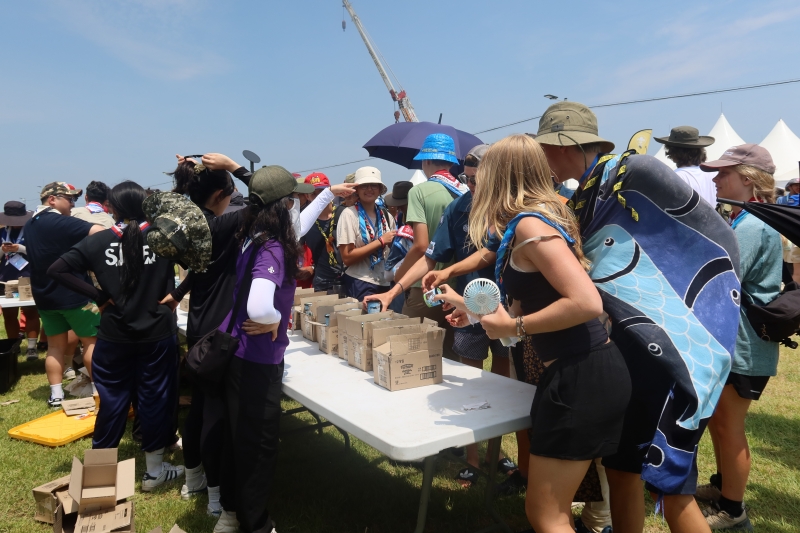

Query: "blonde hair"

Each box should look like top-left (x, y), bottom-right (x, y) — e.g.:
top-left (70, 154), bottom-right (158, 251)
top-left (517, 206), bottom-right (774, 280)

top-left (468, 134), bottom-right (588, 269)
top-left (734, 164), bottom-right (775, 203)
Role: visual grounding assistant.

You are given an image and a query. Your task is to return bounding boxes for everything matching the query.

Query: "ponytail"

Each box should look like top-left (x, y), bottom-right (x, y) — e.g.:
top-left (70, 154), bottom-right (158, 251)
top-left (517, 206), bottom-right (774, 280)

top-left (108, 181), bottom-right (148, 304)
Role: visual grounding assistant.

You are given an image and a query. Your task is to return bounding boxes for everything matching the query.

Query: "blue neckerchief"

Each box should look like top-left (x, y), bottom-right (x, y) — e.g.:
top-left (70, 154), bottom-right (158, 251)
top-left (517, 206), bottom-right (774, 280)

top-left (577, 154), bottom-right (601, 188)
top-left (356, 202), bottom-right (387, 270)
top-left (85, 202), bottom-right (106, 214)
top-left (495, 213), bottom-right (574, 304)
top-left (789, 195), bottom-right (800, 206)
top-left (429, 172), bottom-right (469, 198)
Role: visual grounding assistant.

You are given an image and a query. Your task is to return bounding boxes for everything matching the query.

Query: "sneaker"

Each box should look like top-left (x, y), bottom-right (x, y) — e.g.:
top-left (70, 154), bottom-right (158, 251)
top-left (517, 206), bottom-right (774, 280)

top-left (213, 510), bottom-right (240, 533)
top-left (141, 462), bottom-right (185, 492)
top-left (207, 501), bottom-right (222, 518)
top-left (26, 347), bottom-right (39, 361)
top-left (63, 367), bottom-right (76, 380)
top-left (696, 482), bottom-right (723, 503)
top-left (703, 503), bottom-right (753, 531)
top-left (48, 396), bottom-right (63, 408)
top-left (180, 472), bottom-right (207, 500)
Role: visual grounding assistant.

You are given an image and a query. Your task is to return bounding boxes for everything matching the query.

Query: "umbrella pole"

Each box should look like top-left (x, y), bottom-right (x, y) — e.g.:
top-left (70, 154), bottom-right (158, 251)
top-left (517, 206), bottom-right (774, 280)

top-left (717, 198), bottom-right (746, 208)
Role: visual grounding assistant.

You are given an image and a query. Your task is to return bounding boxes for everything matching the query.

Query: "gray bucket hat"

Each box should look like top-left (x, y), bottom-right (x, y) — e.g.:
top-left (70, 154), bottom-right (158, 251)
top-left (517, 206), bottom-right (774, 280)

top-left (535, 102), bottom-right (615, 153)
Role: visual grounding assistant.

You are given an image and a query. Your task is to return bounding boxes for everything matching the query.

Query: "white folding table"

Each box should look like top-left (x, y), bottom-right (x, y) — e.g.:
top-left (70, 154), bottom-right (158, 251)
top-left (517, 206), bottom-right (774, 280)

top-left (0, 296), bottom-right (37, 308)
top-left (176, 314), bottom-right (535, 532)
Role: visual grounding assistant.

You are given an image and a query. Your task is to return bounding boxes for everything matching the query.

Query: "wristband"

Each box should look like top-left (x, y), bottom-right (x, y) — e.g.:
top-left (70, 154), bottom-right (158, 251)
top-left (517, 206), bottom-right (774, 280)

top-left (397, 281), bottom-right (405, 293)
top-left (378, 237), bottom-right (385, 247)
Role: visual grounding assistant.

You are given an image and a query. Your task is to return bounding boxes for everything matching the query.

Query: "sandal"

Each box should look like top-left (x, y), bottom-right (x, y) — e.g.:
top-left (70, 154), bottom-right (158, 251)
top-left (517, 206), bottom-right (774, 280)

top-left (497, 457), bottom-right (518, 475)
top-left (455, 466), bottom-right (480, 489)
top-left (495, 470), bottom-right (527, 496)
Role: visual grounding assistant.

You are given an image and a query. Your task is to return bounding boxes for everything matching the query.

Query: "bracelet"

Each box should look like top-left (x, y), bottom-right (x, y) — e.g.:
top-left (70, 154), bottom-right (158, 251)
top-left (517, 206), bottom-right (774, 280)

top-left (397, 281), bottom-right (405, 293)
top-left (378, 237), bottom-right (385, 247)
top-left (516, 316), bottom-right (528, 338)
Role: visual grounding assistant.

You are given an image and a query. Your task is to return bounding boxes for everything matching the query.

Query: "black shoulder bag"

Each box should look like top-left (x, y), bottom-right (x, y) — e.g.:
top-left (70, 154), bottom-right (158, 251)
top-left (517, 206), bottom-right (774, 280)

top-left (742, 281), bottom-right (800, 349)
top-left (185, 245), bottom-right (259, 392)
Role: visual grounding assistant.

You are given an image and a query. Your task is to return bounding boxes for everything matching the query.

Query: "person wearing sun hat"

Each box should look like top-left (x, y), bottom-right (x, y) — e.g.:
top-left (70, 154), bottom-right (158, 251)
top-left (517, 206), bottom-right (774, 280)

top-left (23, 182), bottom-right (105, 407)
top-left (336, 166), bottom-right (397, 299)
top-left (0, 200), bottom-right (42, 360)
top-left (654, 125), bottom-right (717, 206)
top-left (692, 143), bottom-right (780, 530)
top-left (210, 164), bottom-right (306, 533)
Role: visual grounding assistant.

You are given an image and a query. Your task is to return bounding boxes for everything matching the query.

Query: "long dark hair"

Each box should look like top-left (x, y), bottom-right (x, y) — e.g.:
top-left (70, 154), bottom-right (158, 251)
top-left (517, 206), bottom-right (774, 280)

top-left (169, 160), bottom-right (234, 207)
top-left (236, 197), bottom-right (300, 280)
top-left (108, 181), bottom-right (147, 304)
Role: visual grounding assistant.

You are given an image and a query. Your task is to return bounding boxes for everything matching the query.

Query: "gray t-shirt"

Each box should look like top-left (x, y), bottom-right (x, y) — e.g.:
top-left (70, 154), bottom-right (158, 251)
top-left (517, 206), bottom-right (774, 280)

top-left (336, 205), bottom-right (395, 286)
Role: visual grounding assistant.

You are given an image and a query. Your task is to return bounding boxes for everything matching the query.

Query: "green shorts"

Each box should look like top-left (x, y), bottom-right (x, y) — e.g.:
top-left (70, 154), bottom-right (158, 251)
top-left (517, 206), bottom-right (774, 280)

top-left (39, 306), bottom-right (100, 338)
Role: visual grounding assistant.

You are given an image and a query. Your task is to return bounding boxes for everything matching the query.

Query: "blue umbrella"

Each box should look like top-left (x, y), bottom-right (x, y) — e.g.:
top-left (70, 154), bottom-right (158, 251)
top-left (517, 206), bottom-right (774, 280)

top-left (363, 122), bottom-right (484, 169)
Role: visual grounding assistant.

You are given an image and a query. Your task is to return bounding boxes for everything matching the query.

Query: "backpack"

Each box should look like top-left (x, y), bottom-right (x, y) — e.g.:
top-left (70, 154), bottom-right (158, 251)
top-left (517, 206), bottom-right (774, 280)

top-left (742, 282), bottom-right (800, 349)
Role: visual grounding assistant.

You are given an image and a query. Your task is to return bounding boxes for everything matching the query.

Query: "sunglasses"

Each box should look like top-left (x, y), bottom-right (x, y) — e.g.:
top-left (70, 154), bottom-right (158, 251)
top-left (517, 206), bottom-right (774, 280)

top-left (56, 195), bottom-right (76, 204)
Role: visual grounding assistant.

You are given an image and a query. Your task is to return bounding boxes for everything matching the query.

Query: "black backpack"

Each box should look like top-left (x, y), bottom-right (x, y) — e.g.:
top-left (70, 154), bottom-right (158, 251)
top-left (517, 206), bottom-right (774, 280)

top-left (743, 282), bottom-right (800, 348)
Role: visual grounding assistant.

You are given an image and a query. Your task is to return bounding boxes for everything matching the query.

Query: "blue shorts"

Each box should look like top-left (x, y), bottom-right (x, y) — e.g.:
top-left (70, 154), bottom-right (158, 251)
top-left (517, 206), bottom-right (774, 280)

top-left (342, 274), bottom-right (389, 301)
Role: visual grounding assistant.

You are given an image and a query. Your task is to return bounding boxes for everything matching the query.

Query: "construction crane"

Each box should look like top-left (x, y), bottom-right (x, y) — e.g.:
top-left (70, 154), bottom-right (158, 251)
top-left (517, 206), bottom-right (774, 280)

top-left (342, 0), bottom-right (418, 123)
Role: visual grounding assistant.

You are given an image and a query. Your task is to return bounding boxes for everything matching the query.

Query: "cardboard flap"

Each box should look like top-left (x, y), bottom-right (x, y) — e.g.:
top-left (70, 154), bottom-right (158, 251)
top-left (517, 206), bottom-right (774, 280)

top-left (82, 486), bottom-right (116, 499)
top-left (68, 457), bottom-right (83, 503)
top-left (115, 459), bottom-right (135, 500)
top-left (56, 489), bottom-right (78, 515)
top-left (84, 448), bottom-right (118, 466)
top-left (33, 475), bottom-right (71, 496)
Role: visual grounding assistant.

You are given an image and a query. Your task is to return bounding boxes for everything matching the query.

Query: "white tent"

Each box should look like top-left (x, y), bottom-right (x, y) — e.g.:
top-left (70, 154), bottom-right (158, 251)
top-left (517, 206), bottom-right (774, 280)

top-left (705, 113), bottom-right (746, 162)
top-left (653, 113), bottom-right (746, 169)
top-left (409, 169), bottom-right (427, 185)
top-left (759, 119), bottom-right (800, 187)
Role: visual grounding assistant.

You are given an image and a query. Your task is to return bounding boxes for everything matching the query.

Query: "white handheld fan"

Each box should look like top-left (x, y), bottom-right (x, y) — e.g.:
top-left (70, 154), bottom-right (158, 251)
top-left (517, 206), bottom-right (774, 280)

top-left (462, 278), bottom-right (519, 347)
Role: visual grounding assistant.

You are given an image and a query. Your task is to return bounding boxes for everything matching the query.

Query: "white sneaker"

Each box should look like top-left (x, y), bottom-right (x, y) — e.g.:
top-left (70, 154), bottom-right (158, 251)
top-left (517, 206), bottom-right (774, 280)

top-left (63, 367), bottom-right (76, 380)
top-left (180, 472), bottom-right (207, 500)
top-left (695, 482), bottom-right (722, 503)
top-left (703, 504), bottom-right (753, 531)
top-left (48, 396), bottom-right (63, 408)
top-left (213, 510), bottom-right (240, 533)
top-left (141, 462), bottom-right (185, 492)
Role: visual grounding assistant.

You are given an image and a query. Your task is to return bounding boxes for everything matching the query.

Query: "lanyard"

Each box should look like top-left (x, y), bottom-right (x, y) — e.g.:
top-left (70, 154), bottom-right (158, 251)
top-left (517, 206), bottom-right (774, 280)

top-left (2, 227), bottom-right (24, 245)
top-left (314, 205), bottom-right (338, 266)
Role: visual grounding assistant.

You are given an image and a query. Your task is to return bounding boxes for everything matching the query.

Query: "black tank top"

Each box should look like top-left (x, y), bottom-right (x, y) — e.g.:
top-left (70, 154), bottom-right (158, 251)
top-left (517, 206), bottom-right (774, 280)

top-left (503, 264), bottom-right (608, 362)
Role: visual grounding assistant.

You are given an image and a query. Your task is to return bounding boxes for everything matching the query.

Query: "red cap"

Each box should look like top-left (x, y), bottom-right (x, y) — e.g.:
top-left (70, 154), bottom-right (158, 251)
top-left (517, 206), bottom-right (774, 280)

top-left (700, 143), bottom-right (776, 174)
top-left (304, 172), bottom-right (330, 189)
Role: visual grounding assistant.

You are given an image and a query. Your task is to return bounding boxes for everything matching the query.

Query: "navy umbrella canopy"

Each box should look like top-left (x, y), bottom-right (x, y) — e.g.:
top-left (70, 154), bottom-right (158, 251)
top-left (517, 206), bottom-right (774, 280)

top-left (720, 198), bottom-right (800, 247)
top-left (363, 121), bottom-right (484, 170)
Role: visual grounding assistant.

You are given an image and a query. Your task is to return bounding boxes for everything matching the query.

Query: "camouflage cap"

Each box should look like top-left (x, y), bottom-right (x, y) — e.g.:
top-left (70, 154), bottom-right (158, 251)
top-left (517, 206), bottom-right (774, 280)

top-left (344, 173), bottom-right (356, 184)
top-left (142, 192), bottom-right (212, 272)
top-left (40, 182), bottom-right (82, 200)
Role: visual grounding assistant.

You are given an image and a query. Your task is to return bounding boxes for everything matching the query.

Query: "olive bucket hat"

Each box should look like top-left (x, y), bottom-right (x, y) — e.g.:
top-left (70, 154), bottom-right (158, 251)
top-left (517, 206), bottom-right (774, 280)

top-left (142, 192), bottom-right (212, 272)
top-left (535, 102), bottom-right (615, 153)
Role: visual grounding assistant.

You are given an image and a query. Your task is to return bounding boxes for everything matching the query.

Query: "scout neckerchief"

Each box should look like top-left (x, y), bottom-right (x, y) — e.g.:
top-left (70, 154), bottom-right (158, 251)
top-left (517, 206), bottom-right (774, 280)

top-left (356, 201), bottom-right (389, 270)
top-left (495, 212), bottom-right (574, 305)
top-left (85, 202), bottom-right (106, 214)
top-left (429, 169), bottom-right (470, 198)
top-left (729, 197), bottom-right (761, 229)
top-left (110, 219), bottom-right (150, 238)
top-left (315, 205), bottom-right (339, 266)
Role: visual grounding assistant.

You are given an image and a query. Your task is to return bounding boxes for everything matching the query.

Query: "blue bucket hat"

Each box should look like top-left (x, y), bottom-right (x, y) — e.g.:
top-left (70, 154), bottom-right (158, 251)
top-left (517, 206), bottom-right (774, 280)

top-left (413, 133), bottom-right (459, 165)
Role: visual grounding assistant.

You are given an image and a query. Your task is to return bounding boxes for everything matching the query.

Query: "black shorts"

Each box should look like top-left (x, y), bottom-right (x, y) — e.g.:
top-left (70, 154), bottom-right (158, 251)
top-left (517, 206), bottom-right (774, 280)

top-left (453, 324), bottom-right (508, 361)
top-left (529, 341), bottom-right (631, 460)
top-left (726, 372), bottom-right (770, 400)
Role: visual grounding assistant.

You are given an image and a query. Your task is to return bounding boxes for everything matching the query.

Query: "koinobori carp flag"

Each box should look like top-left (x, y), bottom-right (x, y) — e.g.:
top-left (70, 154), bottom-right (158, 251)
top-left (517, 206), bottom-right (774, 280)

top-left (576, 153), bottom-right (740, 494)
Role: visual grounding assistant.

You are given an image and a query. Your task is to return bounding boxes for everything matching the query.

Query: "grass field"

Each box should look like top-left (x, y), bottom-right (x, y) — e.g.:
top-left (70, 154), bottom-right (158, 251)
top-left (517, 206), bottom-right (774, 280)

top-left (1, 333), bottom-right (799, 533)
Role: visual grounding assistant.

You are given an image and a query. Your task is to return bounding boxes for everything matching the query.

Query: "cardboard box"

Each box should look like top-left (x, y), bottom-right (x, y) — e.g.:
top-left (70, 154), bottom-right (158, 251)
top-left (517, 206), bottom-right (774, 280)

top-left (61, 397), bottom-right (96, 417)
top-left (18, 276), bottom-right (33, 301)
top-left (319, 306), bottom-right (362, 355)
top-left (53, 489), bottom-right (80, 533)
top-left (334, 309), bottom-right (364, 359)
top-left (299, 295), bottom-right (344, 341)
top-left (293, 288), bottom-right (321, 306)
top-left (350, 317), bottom-right (421, 372)
top-left (374, 328), bottom-right (446, 391)
top-left (4, 279), bottom-right (18, 298)
top-left (343, 312), bottom-right (398, 371)
top-left (33, 475), bottom-right (71, 524)
top-left (68, 448), bottom-right (135, 514)
top-left (74, 501), bottom-right (134, 533)
top-left (291, 306), bottom-right (301, 331)
top-left (148, 525), bottom-right (187, 533)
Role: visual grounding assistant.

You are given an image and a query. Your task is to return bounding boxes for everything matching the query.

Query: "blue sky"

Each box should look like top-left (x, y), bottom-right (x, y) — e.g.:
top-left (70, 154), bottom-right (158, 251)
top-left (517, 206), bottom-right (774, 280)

top-left (1, 0), bottom-right (799, 207)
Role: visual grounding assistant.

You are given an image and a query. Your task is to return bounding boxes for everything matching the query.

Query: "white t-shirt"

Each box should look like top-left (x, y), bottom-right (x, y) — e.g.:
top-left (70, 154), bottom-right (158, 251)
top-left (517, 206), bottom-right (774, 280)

top-left (674, 166), bottom-right (717, 207)
top-left (336, 206), bottom-right (395, 286)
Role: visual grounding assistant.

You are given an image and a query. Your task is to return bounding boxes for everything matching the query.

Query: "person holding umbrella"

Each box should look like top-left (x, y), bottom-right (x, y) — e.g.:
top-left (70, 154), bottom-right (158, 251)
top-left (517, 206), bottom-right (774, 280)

top-left (0, 201), bottom-right (40, 359)
top-left (695, 144), bottom-right (781, 530)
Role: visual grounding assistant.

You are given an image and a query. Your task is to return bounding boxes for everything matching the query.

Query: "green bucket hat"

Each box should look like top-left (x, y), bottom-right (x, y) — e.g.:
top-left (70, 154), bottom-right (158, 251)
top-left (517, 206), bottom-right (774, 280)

top-left (142, 192), bottom-right (212, 272)
top-left (535, 102), bottom-right (615, 153)
top-left (249, 165), bottom-right (311, 206)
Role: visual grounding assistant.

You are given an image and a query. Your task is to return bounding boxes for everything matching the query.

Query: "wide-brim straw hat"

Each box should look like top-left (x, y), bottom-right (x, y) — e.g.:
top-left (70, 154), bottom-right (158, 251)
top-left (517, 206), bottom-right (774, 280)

top-left (654, 126), bottom-right (715, 148)
top-left (535, 102), bottom-right (615, 153)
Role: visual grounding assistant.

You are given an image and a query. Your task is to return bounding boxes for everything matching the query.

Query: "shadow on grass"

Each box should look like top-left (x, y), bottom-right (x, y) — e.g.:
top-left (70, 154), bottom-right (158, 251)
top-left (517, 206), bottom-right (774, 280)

top-left (745, 483), bottom-right (800, 531)
top-left (747, 412), bottom-right (800, 472)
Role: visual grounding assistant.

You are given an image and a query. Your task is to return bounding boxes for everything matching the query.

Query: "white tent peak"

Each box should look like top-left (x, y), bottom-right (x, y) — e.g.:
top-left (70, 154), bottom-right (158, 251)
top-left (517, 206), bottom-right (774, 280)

top-left (409, 169), bottom-right (427, 185)
top-left (760, 119), bottom-right (800, 187)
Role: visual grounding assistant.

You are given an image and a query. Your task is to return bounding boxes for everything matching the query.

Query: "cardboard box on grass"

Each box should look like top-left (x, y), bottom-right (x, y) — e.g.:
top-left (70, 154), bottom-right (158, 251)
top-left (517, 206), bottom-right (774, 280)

top-left (61, 397), bottom-right (96, 417)
top-left (335, 309), bottom-right (366, 359)
top-left (317, 303), bottom-right (361, 354)
top-left (350, 317), bottom-right (422, 372)
top-left (33, 475), bottom-right (71, 524)
top-left (68, 448), bottom-right (134, 515)
top-left (343, 312), bottom-right (400, 371)
top-left (374, 328), bottom-right (446, 391)
top-left (18, 276), bottom-right (33, 301)
top-left (73, 501), bottom-right (134, 533)
top-left (53, 489), bottom-right (79, 533)
top-left (299, 295), bottom-right (343, 341)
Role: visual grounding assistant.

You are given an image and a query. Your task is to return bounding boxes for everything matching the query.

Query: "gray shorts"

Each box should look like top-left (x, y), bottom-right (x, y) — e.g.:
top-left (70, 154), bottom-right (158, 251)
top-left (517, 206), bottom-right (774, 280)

top-left (453, 324), bottom-right (509, 361)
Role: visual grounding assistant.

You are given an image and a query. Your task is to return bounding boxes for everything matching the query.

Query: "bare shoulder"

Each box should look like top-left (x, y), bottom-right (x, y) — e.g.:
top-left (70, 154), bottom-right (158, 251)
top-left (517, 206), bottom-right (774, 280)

top-left (514, 215), bottom-right (564, 241)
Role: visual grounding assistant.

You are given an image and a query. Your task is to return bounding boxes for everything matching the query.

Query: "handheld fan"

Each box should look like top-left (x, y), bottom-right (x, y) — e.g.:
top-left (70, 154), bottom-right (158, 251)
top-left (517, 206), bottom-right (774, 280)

top-left (462, 278), bottom-right (519, 347)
